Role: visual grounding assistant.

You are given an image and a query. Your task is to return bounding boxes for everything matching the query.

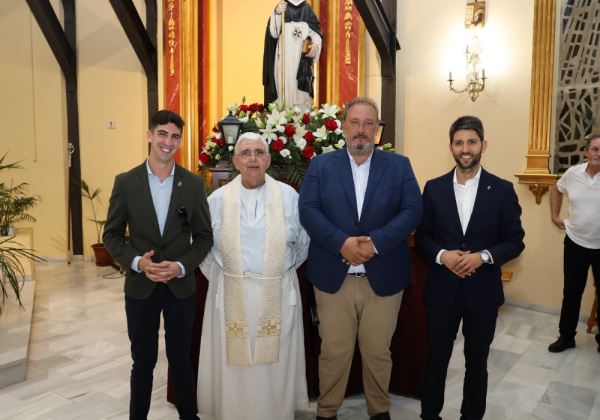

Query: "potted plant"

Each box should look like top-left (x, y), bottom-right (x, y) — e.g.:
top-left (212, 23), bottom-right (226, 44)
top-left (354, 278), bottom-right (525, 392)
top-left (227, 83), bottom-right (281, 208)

top-left (0, 152), bottom-right (44, 313)
top-left (0, 236), bottom-right (44, 313)
top-left (0, 152), bottom-right (40, 236)
top-left (80, 180), bottom-right (113, 266)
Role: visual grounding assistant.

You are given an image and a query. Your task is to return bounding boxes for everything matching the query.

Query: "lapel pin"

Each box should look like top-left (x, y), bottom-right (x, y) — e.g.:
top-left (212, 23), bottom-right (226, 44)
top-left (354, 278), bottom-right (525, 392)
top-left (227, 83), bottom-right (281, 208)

top-left (177, 180), bottom-right (183, 187)
top-left (486, 185), bottom-right (491, 190)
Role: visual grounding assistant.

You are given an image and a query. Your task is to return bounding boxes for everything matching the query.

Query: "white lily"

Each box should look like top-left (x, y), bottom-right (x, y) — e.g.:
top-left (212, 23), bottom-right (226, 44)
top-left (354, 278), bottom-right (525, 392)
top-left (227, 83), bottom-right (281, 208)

top-left (260, 124), bottom-right (279, 143)
top-left (280, 149), bottom-right (291, 158)
top-left (321, 145), bottom-right (335, 154)
top-left (320, 103), bottom-right (340, 118)
top-left (266, 109), bottom-right (288, 127)
top-left (293, 125), bottom-right (307, 143)
top-left (334, 139), bottom-right (346, 149)
top-left (314, 125), bottom-right (328, 140)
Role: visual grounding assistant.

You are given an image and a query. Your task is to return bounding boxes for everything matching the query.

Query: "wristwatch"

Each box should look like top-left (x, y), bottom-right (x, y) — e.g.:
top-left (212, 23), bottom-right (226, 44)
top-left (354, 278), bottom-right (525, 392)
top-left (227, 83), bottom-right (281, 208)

top-left (479, 251), bottom-right (490, 264)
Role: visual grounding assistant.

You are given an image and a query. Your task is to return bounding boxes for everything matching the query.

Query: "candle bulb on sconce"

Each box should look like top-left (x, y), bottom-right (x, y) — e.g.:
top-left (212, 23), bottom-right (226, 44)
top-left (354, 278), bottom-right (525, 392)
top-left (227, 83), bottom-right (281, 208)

top-left (448, 1), bottom-right (488, 101)
top-left (448, 36), bottom-right (486, 101)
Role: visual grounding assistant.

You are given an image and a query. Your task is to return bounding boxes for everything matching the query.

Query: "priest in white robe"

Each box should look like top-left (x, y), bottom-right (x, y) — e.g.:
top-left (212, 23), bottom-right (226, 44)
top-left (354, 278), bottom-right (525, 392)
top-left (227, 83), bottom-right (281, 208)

top-left (263, 0), bottom-right (322, 111)
top-left (197, 132), bottom-right (310, 420)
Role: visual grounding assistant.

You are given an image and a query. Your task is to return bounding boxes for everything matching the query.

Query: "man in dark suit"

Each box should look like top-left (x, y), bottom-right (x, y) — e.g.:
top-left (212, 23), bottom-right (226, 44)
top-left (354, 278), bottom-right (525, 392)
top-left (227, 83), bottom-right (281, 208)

top-left (103, 110), bottom-right (213, 420)
top-left (299, 97), bottom-right (422, 420)
top-left (416, 115), bottom-right (525, 420)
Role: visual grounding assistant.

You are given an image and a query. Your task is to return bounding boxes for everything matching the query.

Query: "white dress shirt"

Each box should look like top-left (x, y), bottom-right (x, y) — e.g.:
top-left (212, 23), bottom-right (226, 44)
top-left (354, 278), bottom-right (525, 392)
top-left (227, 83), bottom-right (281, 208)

top-left (347, 149), bottom-right (373, 274)
top-left (131, 161), bottom-right (185, 275)
top-left (436, 167), bottom-right (493, 264)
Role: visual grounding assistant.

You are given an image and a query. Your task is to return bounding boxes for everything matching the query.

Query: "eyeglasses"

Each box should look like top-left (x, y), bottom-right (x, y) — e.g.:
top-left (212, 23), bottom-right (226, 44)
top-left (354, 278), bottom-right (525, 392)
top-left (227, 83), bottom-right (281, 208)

top-left (236, 149), bottom-right (268, 159)
top-left (177, 207), bottom-right (190, 233)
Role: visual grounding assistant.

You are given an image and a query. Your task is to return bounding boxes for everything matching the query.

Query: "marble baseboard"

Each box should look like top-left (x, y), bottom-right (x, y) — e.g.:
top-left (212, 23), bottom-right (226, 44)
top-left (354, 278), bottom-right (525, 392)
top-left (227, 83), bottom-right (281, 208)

top-left (505, 299), bottom-right (596, 326)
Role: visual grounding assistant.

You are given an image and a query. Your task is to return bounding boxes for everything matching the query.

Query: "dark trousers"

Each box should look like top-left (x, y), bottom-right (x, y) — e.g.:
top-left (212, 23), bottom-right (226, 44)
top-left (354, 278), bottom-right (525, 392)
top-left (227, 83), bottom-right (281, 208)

top-left (125, 284), bottom-right (197, 420)
top-left (421, 292), bottom-right (498, 420)
top-left (558, 235), bottom-right (600, 340)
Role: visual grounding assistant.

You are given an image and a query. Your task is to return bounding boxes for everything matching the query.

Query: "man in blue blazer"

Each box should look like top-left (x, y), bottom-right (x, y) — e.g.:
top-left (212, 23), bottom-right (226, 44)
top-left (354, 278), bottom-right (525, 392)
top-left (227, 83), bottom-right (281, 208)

top-left (416, 116), bottom-right (524, 420)
top-left (299, 97), bottom-right (422, 420)
top-left (104, 110), bottom-right (213, 420)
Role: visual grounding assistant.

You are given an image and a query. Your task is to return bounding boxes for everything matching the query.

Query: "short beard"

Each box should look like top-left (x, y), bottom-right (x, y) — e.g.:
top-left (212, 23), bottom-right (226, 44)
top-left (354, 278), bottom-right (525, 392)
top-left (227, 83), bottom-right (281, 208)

top-left (348, 136), bottom-right (374, 155)
top-left (454, 153), bottom-right (481, 171)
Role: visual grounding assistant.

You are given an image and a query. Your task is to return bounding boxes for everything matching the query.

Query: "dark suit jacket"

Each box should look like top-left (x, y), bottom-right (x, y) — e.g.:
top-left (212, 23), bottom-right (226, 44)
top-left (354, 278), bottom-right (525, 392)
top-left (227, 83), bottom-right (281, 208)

top-left (103, 162), bottom-right (213, 300)
top-left (415, 168), bottom-right (525, 311)
top-left (299, 148), bottom-right (422, 296)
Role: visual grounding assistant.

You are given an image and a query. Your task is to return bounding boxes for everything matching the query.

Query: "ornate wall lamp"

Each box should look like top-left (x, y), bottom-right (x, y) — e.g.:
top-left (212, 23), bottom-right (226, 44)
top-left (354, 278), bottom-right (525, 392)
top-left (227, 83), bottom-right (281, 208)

top-left (448, 1), bottom-right (487, 102)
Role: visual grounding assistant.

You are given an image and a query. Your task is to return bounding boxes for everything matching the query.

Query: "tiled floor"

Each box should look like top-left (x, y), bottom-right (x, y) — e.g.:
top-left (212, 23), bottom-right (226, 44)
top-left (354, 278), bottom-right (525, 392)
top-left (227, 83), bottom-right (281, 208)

top-left (0, 260), bottom-right (598, 419)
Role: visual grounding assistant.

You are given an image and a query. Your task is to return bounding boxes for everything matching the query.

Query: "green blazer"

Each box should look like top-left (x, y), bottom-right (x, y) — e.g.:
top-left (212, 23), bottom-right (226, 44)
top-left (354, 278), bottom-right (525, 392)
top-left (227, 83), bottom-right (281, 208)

top-left (103, 162), bottom-right (213, 299)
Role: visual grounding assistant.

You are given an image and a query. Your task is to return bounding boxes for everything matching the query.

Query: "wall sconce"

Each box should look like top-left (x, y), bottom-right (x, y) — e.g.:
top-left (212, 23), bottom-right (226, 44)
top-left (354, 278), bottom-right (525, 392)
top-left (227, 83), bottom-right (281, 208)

top-left (448, 36), bottom-right (486, 102)
top-left (218, 112), bottom-right (243, 145)
top-left (448, 1), bottom-right (487, 102)
top-left (375, 120), bottom-right (386, 145)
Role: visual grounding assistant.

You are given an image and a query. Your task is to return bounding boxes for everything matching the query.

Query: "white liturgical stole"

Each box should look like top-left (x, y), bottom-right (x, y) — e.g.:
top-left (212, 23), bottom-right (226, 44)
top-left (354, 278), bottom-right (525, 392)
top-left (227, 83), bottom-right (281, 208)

top-left (219, 174), bottom-right (287, 366)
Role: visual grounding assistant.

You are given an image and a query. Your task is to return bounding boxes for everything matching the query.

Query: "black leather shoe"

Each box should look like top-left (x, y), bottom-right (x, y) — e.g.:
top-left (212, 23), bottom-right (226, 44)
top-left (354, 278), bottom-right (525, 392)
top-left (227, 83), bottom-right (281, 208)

top-left (548, 336), bottom-right (575, 353)
top-left (316, 416), bottom-right (337, 420)
top-left (370, 413), bottom-right (391, 420)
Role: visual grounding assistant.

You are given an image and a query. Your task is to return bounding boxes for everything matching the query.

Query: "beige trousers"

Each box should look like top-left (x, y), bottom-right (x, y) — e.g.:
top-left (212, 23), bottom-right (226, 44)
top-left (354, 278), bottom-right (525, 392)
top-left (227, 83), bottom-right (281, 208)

top-left (314, 275), bottom-right (403, 417)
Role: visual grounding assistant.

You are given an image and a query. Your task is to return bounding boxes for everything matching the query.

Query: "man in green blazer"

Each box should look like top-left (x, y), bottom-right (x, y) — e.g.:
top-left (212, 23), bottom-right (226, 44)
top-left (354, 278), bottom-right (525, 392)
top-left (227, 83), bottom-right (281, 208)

top-left (103, 110), bottom-right (213, 420)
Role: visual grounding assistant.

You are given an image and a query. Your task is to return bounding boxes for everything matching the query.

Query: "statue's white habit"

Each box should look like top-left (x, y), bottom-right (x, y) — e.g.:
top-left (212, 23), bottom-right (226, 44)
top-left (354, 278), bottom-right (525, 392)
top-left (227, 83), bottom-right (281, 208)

top-left (264, 0), bottom-right (322, 111)
top-left (197, 174), bottom-right (309, 420)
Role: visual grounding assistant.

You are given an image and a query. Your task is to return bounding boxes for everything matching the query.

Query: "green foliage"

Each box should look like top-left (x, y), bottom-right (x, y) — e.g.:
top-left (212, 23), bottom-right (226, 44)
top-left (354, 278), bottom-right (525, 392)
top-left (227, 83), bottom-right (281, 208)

top-left (0, 236), bottom-right (45, 313)
top-left (0, 152), bottom-right (44, 313)
top-left (80, 180), bottom-right (106, 244)
top-left (0, 152), bottom-right (40, 236)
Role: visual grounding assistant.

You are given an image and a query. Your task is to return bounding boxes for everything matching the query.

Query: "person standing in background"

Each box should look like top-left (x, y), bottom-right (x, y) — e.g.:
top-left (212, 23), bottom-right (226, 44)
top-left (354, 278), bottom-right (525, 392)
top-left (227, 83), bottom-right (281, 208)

top-left (548, 133), bottom-right (600, 354)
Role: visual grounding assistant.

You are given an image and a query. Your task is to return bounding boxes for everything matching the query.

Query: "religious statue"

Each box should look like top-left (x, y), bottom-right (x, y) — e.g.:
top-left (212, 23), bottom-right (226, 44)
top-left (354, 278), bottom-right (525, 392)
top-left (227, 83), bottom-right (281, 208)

top-left (263, 1), bottom-right (323, 111)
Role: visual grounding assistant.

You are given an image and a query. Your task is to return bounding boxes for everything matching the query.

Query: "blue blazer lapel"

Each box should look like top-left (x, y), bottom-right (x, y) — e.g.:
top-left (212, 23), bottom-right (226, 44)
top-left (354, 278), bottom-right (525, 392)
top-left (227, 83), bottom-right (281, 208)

top-left (361, 149), bottom-right (385, 220)
top-left (335, 151), bottom-right (359, 218)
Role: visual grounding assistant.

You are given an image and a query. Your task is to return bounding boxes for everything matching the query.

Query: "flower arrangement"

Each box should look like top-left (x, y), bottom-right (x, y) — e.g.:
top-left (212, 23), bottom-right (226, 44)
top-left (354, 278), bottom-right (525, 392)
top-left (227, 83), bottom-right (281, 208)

top-left (199, 99), bottom-right (394, 187)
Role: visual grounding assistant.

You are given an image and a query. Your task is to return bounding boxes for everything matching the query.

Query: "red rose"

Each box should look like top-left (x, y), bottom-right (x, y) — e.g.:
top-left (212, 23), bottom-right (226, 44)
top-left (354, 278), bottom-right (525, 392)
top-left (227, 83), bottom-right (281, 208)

top-left (216, 136), bottom-right (225, 147)
top-left (284, 124), bottom-right (296, 137)
top-left (302, 113), bottom-right (311, 124)
top-left (257, 104), bottom-right (265, 112)
top-left (303, 131), bottom-right (315, 143)
top-left (239, 104), bottom-right (250, 112)
top-left (325, 118), bottom-right (338, 131)
top-left (249, 103), bottom-right (258, 113)
top-left (271, 139), bottom-right (285, 152)
top-left (199, 152), bottom-right (211, 165)
top-left (302, 145), bottom-right (315, 159)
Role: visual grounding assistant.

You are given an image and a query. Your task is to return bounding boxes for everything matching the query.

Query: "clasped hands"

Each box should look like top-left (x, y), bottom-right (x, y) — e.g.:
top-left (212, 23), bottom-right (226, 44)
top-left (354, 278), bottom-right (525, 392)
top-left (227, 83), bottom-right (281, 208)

top-left (441, 250), bottom-right (483, 279)
top-left (340, 236), bottom-right (375, 266)
top-left (138, 250), bottom-right (182, 283)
